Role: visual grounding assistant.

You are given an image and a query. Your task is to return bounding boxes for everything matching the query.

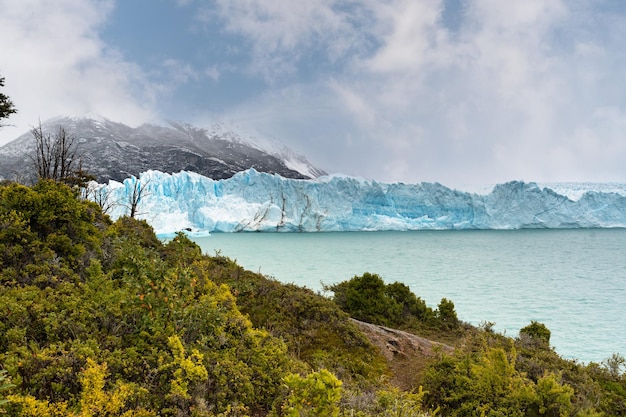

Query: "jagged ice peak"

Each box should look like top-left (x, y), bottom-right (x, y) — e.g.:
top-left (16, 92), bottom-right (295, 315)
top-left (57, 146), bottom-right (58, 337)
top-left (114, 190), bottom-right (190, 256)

top-left (92, 169), bottom-right (626, 236)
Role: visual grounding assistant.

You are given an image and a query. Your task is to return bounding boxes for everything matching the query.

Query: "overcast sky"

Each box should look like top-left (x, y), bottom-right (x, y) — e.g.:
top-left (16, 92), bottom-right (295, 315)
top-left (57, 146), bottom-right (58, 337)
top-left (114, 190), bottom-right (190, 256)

top-left (1, 0), bottom-right (626, 187)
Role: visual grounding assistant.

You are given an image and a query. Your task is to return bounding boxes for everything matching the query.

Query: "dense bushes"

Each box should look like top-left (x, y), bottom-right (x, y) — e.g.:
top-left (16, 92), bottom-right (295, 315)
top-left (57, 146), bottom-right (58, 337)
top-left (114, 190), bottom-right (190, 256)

top-left (0, 181), bottom-right (296, 415)
top-left (327, 273), bottom-right (626, 416)
top-left (326, 272), bottom-right (458, 331)
top-left (1, 180), bottom-right (624, 416)
top-left (0, 181), bottom-right (422, 415)
top-left (421, 324), bottom-right (626, 416)
top-left (0, 180), bottom-right (107, 288)
top-left (199, 258), bottom-right (388, 387)
top-left (422, 343), bottom-right (576, 416)
top-left (0, 240), bottom-right (294, 414)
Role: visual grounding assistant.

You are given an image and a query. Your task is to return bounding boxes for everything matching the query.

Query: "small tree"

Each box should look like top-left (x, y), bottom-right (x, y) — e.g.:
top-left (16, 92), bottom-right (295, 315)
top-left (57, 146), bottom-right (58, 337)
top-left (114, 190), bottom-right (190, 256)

top-left (124, 176), bottom-right (151, 218)
top-left (385, 281), bottom-right (432, 322)
top-left (0, 75), bottom-right (17, 126)
top-left (436, 298), bottom-right (459, 329)
top-left (520, 321), bottom-right (551, 348)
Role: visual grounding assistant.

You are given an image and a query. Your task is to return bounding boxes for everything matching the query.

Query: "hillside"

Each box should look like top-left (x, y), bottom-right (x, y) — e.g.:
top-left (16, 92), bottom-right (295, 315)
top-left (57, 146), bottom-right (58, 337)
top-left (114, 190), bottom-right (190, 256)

top-left (1, 179), bottom-right (625, 416)
top-left (0, 115), bottom-right (326, 183)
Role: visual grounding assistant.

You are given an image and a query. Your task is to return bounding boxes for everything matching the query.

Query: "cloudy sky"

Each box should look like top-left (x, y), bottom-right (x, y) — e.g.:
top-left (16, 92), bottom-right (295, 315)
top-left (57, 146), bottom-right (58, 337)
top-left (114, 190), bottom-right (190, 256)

top-left (1, 0), bottom-right (625, 187)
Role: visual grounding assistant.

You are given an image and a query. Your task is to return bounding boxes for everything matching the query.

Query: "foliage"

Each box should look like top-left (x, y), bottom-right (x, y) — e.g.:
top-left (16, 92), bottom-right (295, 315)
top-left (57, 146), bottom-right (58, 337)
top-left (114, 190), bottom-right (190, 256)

top-left (0, 369), bottom-right (14, 409)
top-left (0, 184), bottom-right (389, 415)
top-left (275, 369), bottom-right (343, 417)
top-left (422, 343), bottom-right (573, 416)
top-left (327, 273), bottom-right (458, 332)
top-left (204, 260), bottom-right (387, 387)
top-left (0, 180), bottom-right (107, 288)
top-left (0, 186), bottom-right (296, 415)
top-left (1, 181), bottom-right (625, 417)
top-left (583, 357), bottom-right (626, 415)
top-left (435, 298), bottom-right (459, 330)
top-left (373, 387), bottom-right (432, 417)
top-left (602, 353), bottom-right (626, 379)
top-left (327, 272), bottom-right (396, 325)
top-left (386, 282), bottom-right (433, 323)
top-left (421, 325), bottom-right (625, 417)
top-left (160, 335), bottom-right (209, 413)
top-left (0, 75), bottom-right (17, 125)
top-left (6, 358), bottom-right (154, 416)
top-left (520, 321), bottom-right (552, 348)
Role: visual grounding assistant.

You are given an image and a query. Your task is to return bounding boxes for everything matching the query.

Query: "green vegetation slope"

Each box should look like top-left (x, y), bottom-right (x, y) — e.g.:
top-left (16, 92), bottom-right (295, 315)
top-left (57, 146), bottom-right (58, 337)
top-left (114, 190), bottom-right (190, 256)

top-left (1, 180), bottom-right (624, 416)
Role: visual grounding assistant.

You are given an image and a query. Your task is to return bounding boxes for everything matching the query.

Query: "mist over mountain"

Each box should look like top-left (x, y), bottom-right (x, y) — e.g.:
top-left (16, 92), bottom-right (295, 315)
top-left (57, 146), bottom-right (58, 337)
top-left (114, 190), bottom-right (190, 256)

top-left (0, 115), bottom-right (326, 183)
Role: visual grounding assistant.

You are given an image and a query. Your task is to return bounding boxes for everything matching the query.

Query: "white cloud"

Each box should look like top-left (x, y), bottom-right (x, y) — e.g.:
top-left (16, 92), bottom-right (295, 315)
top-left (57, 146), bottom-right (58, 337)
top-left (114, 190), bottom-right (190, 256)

top-left (206, 0), bottom-right (626, 184)
top-left (3, 0), bottom-right (623, 185)
top-left (328, 79), bottom-right (376, 128)
top-left (205, 65), bottom-right (220, 82)
top-left (162, 59), bottom-right (200, 85)
top-left (206, 0), bottom-right (372, 80)
top-left (363, 0), bottom-right (449, 73)
top-left (0, 0), bottom-right (156, 144)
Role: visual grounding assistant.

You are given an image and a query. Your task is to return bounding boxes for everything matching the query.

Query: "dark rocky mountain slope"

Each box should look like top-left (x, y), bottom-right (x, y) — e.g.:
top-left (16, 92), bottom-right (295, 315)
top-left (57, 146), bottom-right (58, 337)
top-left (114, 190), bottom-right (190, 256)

top-left (0, 115), bottom-right (326, 183)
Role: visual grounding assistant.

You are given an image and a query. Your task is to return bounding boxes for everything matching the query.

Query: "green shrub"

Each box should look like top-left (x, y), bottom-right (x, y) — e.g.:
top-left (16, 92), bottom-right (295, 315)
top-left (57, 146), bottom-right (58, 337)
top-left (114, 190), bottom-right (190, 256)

top-left (520, 321), bottom-right (552, 347)
top-left (327, 273), bottom-right (461, 332)
top-left (435, 298), bottom-right (458, 330)
top-left (275, 369), bottom-right (343, 417)
top-left (2, 180), bottom-right (624, 417)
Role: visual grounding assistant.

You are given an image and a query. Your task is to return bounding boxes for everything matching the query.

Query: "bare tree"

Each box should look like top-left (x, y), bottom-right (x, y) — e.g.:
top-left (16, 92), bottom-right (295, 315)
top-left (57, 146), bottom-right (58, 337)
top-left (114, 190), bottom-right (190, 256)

top-left (30, 121), bottom-right (82, 182)
top-left (127, 176), bottom-right (151, 218)
top-left (82, 182), bottom-right (117, 214)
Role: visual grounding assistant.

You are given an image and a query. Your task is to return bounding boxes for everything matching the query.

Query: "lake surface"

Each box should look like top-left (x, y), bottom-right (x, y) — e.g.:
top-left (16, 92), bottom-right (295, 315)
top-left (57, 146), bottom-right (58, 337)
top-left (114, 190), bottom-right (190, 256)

top-left (192, 229), bottom-right (626, 363)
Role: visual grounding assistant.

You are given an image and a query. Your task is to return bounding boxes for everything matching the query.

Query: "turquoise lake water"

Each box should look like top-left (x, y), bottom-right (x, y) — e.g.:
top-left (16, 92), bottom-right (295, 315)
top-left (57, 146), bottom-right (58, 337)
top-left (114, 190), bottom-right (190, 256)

top-left (192, 229), bottom-right (626, 363)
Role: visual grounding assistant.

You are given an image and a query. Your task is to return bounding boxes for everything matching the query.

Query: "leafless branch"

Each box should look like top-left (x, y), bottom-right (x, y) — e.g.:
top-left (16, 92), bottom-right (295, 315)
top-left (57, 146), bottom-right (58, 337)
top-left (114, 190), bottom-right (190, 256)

top-left (30, 121), bottom-right (82, 182)
top-left (127, 176), bottom-right (151, 218)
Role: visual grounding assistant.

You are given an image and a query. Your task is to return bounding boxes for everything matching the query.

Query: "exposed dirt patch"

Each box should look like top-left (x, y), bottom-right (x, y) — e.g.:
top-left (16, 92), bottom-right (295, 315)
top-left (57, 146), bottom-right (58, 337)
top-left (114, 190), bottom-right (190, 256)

top-left (351, 319), bottom-right (454, 391)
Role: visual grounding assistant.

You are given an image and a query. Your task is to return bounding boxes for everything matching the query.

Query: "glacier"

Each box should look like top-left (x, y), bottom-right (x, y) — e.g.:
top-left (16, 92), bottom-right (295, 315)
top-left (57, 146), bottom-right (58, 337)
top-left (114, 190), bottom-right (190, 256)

top-left (92, 169), bottom-right (626, 236)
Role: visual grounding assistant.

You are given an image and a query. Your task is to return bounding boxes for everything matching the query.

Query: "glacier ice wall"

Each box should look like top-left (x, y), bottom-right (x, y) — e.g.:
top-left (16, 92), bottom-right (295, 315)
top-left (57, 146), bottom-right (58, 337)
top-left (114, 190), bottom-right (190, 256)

top-left (95, 169), bottom-right (626, 236)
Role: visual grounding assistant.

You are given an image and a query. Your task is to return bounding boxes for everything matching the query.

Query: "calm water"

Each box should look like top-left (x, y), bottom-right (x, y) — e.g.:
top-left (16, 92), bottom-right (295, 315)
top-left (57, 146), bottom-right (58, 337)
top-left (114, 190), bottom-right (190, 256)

top-left (192, 229), bottom-right (626, 363)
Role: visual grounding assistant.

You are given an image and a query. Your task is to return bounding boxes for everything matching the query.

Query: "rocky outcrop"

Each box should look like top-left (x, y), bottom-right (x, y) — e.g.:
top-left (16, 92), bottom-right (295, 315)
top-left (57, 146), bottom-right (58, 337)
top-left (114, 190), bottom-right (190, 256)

top-left (351, 319), bottom-right (454, 390)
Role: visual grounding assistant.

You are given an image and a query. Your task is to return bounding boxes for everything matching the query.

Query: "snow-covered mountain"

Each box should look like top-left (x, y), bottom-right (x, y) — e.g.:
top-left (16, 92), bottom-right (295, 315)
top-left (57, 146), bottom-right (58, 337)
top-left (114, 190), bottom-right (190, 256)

top-left (0, 115), bottom-right (326, 183)
top-left (95, 169), bottom-right (626, 236)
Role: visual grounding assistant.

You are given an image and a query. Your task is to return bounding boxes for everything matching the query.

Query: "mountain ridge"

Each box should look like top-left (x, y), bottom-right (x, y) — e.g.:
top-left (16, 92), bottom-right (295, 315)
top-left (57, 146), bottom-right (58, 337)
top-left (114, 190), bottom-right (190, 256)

top-left (0, 115), bottom-right (326, 183)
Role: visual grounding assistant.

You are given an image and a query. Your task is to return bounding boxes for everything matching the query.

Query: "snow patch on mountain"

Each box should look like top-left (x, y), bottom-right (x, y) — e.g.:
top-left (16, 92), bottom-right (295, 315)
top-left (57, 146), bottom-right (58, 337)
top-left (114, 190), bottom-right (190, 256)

top-left (0, 115), bottom-right (326, 183)
top-left (195, 119), bottom-right (327, 178)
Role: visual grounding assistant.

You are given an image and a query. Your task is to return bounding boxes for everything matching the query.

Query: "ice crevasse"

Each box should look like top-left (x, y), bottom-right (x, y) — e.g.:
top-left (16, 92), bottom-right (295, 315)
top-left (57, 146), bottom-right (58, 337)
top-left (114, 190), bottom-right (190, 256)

top-left (95, 169), bottom-right (626, 236)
